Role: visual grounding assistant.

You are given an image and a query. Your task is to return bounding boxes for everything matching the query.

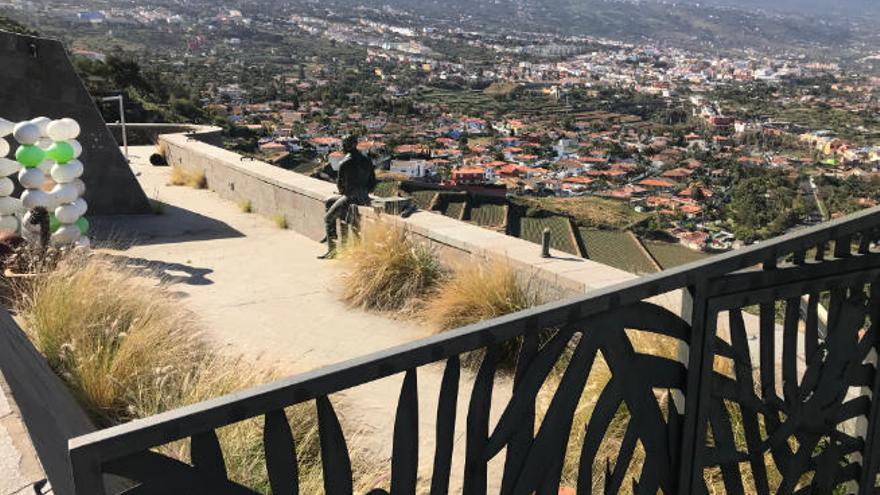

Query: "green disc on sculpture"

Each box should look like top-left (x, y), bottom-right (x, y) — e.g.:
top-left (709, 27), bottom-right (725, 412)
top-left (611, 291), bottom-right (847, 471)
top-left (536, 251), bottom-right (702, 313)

top-left (49, 213), bottom-right (60, 232)
top-left (76, 216), bottom-right (89, 235)
top-left (15, 145), bottom-right (45, 168)
top-left (47, 141), bottom-right (74, 164)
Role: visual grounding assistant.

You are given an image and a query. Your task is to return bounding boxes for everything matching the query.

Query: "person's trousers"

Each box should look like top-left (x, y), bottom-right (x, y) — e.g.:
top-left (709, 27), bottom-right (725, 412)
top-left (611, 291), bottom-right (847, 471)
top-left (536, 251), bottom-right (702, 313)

top-left (324, 194), bottom-right (350, 240)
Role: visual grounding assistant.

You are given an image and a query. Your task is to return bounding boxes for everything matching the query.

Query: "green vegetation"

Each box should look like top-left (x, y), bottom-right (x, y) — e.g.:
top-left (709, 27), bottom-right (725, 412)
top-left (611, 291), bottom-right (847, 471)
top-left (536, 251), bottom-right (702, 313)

top-left (74, 54), bottom-right (212, 124)
top-left (443, 200), bottom-right (466, 220)
top-left (0, 15), bottom-right (36, 35)
top-left (520, 216), bottom-right (580, 256)
top-left (644, 240), bottom-right (710, 269)
top-left (240, 199), bottom-right (253, 213)
top-left (468, 203), bottom-right (507, 228)
top-left (274, 214), bottom-right (288, 229)
top-left (516, 196), bottom-right (648, 229)
top-left (815, 175), bottom-right (880, 216)
top-left (408, 190), bottom-right (438, 210)
top-left (726, 170), bottom-right (807, 242)
top-left (581, 229), bottom-right (658, 274)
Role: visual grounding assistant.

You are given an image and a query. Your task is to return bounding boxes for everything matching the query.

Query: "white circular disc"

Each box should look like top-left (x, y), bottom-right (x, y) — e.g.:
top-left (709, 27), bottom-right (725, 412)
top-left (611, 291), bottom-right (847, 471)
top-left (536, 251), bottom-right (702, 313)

top-left (75, 235), bottom-right (91, 250)
top-left (69, 139), bottom-right (82, 159)
top-left (55, 203), bottom-right (81, 224)
top-left (0, 196), bottom-right (21, 216)
top-left (51, 160), bottom-right (83, 183)
top-left (0, 177), bottom-right (13, 197)
top-left (36, 137), bottom-right (53, 150)
top-left (0, 118), bottom-right (13, 138)
top-left (0, 215), bottom-right (18, 233)
top-left (62, 118), bottom-right (81, 139)
top-left (51, 225), bottom-right (80, 246)
top-left (21, 189), bottom-right (51, 209)
top-left (0, 138), bottom-right (8, 157)
top-left (50, 183), bottom-right (78, 205)
top-left (38, 159), bottom-right (54, 175)
top-left (73, 197), bottom-right (88, 216)
top-left (0, 158), bottom-right (21, 176)
top-left (18, 168), bottom-right (46, 189)
top-left (30, 117), bottom-right (51, 136)
top-left (13, 122), bottom-right (41, 145)
top-left (72, 178), bottom-right (86, 197)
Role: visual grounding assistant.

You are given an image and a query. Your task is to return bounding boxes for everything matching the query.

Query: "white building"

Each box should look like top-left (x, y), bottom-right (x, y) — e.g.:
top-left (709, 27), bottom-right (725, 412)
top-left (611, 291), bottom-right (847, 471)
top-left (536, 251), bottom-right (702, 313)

top-left (390, 159), bottom-right (430, 178)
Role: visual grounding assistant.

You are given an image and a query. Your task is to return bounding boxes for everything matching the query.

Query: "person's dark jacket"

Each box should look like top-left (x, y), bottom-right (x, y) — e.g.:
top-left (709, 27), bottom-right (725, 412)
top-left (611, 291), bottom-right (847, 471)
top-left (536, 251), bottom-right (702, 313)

top-left (337, 150), bottom-right (377, 204)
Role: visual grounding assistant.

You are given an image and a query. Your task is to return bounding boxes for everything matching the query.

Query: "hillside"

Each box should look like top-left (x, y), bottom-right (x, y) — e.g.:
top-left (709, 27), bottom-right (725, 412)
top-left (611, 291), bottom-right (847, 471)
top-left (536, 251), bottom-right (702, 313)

top-left (369, 0), bottom-right (867, 51)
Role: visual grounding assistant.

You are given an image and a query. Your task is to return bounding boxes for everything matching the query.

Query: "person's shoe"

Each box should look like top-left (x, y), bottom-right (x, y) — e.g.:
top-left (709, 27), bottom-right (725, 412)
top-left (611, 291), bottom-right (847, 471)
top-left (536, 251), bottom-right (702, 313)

top-left (319, 235), bottom-right (328, 244)
top-left (317, 248), bottom-right (336, 260)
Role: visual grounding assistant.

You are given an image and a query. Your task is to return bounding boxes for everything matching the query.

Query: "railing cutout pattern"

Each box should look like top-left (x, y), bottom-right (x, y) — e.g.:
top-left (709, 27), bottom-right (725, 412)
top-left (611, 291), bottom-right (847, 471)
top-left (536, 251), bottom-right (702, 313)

top-left (68, 207), bottom-right (880, 494)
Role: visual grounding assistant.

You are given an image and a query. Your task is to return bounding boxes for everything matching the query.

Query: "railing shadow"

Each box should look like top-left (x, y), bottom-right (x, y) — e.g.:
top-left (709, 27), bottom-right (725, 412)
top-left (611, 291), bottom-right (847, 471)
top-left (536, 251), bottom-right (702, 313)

top-left (93, 253), bottom-right (214, 286)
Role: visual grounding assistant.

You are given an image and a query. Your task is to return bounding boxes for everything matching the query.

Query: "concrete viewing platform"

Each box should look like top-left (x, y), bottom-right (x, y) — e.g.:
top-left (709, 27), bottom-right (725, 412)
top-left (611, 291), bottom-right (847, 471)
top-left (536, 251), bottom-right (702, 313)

top-left (92, 146), bottom-right (512, 489)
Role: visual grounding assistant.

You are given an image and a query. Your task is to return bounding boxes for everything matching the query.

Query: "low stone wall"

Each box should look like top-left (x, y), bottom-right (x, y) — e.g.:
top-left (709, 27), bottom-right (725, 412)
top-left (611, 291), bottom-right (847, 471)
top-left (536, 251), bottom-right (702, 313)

top-left (107, 123), bottom-right (217, 147)
top-left (158, 132), bottom-right (641, 298)
top-left (160, 133), bottom-right (335, 241)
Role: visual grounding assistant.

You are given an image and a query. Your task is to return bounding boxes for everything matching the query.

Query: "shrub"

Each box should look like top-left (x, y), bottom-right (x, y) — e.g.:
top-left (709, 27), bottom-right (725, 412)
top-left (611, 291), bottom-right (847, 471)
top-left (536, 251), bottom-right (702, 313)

top-left (274, 214), bottom-right (288, 229)
top-left (338, 223), bottom-right (443, 311)
top-left (425, 261), bottom-right (543, 369)
top-left (169, 166), bottom-right (207, 189)
top-left (426, 261), bottom-right (541, 331)
top-left (11, 257), bottom-right (377, 492)
top-left (240, 199), bottom-right (253, 213)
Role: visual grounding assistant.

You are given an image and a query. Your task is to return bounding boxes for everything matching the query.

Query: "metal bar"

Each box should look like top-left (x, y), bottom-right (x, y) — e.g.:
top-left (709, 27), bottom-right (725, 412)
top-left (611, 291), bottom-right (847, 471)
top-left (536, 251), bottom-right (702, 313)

top-left (69, 208), bottom-right (880, 472)
top-left (677, 281), bottom-right (712, 495)
top-left (857, 284), bottom-right (880, 494)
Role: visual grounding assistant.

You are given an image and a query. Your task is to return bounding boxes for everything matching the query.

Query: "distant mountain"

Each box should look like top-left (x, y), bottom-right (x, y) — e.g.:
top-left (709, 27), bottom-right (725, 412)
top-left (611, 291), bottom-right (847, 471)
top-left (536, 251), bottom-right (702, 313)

top-left (367, 0), bottom-right (863, 51)
top-left (682, 0), bottom-right (880, 18)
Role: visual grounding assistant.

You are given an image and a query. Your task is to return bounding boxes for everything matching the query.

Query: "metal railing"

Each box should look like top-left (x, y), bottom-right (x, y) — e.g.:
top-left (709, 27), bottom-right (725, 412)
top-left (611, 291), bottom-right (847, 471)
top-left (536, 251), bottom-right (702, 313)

top-left (68, 206), bottom-right (880, 494)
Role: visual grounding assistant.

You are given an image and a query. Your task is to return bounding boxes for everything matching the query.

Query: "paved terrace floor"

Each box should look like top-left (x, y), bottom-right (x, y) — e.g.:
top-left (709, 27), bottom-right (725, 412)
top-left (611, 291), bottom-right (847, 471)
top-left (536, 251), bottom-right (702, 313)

top-left (93, 146), bottom-right (517, 491)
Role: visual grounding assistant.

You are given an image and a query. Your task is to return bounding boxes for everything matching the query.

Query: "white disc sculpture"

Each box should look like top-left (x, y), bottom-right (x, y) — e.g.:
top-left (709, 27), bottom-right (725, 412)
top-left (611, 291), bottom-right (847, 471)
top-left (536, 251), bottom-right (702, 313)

top-left (6, 116), bottom-right (89, 248)
top-left (0, 118), bottom-right (21, 234)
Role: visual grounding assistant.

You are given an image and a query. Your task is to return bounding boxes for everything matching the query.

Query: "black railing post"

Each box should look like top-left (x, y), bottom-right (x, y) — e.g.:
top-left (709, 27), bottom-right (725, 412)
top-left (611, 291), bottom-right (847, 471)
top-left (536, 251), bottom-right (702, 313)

top-left (69, 445), bottom-right (107, 495)
top-left (676, 283), bottom-right (714, 495)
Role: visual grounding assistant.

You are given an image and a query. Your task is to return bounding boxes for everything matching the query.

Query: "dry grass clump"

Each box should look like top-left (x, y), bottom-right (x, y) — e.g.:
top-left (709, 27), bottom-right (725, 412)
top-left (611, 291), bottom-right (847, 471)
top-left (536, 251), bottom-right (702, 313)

top-left (425, 261), bottom-right (544, 368)
top-left (338, 222), bottom-right (443, 311)
top-left (426, 261), bottom-right (541, 331)
top-left (274, 214), bottom-right (288, 229)
top-left (169, 166), bottom-right (207, 189)
top-left (11, 256), bottom-right (372, 492)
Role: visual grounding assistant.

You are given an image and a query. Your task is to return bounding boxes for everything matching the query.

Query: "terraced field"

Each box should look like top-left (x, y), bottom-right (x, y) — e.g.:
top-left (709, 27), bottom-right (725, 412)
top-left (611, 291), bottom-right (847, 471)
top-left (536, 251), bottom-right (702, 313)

top-left (580, 229), bottom-right (658, 275)
top-left (469, 203), bottom-right (507, 227)
top-left (409, 190), bottom-right (437, 210)
top-left (644, 241), bottom-right (711, 269)
top-left (444, 200), bottom-right (466, 220)
top-left (373, 181), bottom-right (399, 198)
top-left (520, 216), bottom-right (580, 256)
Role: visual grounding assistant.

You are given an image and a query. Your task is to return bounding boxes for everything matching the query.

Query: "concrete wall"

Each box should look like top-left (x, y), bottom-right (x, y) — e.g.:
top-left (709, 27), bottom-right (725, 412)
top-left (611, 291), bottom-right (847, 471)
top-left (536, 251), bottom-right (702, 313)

top-left (0, 311), bottom-right (96, 495)
top-left (160, 132), bottom-right (335, 241)
top-left (159, 132), bottom-right (642, 298)
top-left (0, 31), bottom-right (150, 215)
top-left (106, 123), bottom-right (213, 147)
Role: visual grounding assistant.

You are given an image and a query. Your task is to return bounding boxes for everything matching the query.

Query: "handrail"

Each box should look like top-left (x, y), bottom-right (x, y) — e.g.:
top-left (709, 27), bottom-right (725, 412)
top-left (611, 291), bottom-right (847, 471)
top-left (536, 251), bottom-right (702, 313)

top-left (68, 204), bottom-right (880, 483)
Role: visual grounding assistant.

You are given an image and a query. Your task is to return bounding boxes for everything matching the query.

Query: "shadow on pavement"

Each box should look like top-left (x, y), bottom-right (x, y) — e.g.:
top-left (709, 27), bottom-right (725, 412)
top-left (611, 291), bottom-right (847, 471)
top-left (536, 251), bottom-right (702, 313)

top-left (88, 201), bottom-right (245, 247)
top-left (94, 253), bottom-right (214, 286)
